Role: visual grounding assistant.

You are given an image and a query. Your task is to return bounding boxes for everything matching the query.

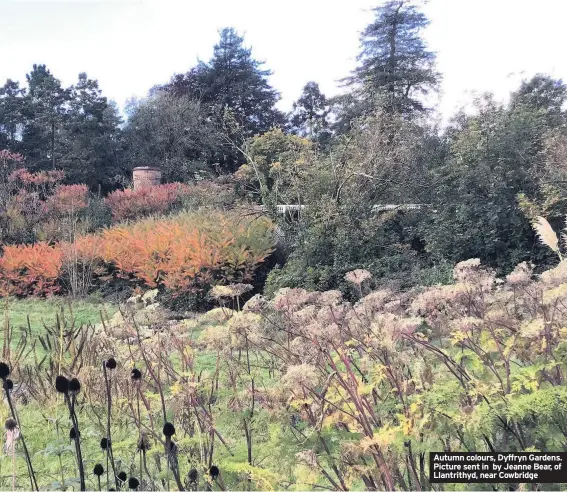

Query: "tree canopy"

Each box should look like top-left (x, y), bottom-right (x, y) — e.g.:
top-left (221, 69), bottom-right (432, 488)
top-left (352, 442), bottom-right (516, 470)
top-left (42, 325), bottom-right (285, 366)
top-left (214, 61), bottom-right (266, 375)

top-left (1, 5), bottom-right (567, 291)
top-left (335, 0), bottom-right (439, 130)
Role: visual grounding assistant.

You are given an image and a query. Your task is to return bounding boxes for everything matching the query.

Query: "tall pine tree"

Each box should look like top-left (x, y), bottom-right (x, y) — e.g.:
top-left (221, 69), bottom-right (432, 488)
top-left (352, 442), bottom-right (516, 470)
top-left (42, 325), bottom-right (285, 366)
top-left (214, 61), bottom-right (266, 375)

top-left (2, 67), bottom-right (123, 189)
top-left (339, 0), bottom-right (439, 124)
top-left (21, 64), bottom-right (69, 171)
top-left (162, 28), bottom-right (284, 170)
top-left (60, 72), bottom-right (122, 190)
top-left (0, 80), bottom-right (25, 152)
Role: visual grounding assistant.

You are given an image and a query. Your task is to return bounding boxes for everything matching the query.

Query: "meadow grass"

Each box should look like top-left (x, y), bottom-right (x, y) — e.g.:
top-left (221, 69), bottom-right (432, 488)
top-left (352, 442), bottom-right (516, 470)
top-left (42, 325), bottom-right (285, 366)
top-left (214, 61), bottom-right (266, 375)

top-left (0, 298), bottom-right (286, 490)
top-left (1, 297), bottom-right (117, 355)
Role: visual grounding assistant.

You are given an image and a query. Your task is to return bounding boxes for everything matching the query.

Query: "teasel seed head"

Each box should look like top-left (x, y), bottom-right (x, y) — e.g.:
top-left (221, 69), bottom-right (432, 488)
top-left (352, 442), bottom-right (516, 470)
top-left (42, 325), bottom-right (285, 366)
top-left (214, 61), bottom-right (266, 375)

top-left (100, 437), bottom-right (111, 450)
top-left (55, 375), bottom-right (69, 394)
top-left (209, 465), bottom-right (219, 479)
top-left (93, 463), bottom-right (104, 477)
top-left (128, 477), bottom-right (140, 490)
top-left (118, 471), bottom-right (127, 483)
top-left (105, 357), bottom-right (117, 370)
top-left (131, 368), bottom-right (142, 381)
top-left (0, 362), bottom-right (10, 380)
top-left (162, 422), bottom-right (175, 437)
top-left (69, 427), bottom-right (80, 440)
top-left (3, 379), bottom-right (13, 391)
top-left (68, 377), bottom-right (81, 395)
top-left (5, 418), bottom-right (17, 431)
top-left (188, 468), bottom-right (198, 483)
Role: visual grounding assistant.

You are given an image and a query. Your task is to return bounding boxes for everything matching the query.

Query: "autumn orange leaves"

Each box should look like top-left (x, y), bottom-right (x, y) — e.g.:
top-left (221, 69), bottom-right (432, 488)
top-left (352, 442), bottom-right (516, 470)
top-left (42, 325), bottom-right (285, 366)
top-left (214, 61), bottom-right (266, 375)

top-left (0, 211), bottom-right (274, 297)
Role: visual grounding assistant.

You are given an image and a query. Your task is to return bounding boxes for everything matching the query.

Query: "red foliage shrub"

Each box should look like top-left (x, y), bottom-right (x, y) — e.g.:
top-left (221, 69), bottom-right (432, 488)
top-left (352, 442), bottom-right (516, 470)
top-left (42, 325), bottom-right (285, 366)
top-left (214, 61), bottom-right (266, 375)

top-left (43, 184), bottom-right (89, 216)
top-left (0, 168), bottom-right (67, 244)
top-left (8, 168), bottom-right (65, 191)
top-left (104, 183), bottom-right (191, 222)
top-left (0, 242), bottom-right (62, 296)
top-left (9, 190), bottom-right (43, 218)
top-left (0, 150), bottom-right (24, 165)
top-left (71, 235), bottom-right (106, 265)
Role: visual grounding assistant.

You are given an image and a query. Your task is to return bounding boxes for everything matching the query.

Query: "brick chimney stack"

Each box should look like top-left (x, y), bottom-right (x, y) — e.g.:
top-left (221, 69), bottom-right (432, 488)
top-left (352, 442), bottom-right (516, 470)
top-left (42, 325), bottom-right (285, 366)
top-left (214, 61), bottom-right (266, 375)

top-left (133, 167), bottom-right (162, 191)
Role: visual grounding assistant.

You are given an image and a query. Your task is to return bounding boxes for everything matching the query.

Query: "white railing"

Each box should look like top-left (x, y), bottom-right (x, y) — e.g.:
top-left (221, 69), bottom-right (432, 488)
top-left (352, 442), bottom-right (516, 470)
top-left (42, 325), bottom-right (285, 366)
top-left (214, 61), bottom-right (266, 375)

top-left (260, 204), bottom-right (424, 214)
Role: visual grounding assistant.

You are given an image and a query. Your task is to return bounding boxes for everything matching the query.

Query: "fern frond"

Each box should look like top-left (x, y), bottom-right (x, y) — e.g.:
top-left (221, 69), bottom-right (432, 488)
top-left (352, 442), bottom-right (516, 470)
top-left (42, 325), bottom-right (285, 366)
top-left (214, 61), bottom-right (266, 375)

top-left (534, 216), bottom-right (560, 258)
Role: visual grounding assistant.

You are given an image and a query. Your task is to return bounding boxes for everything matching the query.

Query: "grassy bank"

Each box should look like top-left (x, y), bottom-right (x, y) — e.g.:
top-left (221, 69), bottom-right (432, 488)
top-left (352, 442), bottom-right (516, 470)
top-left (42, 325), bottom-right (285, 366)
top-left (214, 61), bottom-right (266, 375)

top-left (1, 298), bottom-right (116, 356)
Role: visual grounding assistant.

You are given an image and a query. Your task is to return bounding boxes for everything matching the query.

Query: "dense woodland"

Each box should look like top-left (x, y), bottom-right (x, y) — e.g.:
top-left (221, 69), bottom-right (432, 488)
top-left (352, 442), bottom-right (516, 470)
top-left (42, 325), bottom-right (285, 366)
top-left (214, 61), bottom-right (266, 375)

top-left (2, 0), bottom-right (567, 296)
top-left (2, 1), bottom-right (567, 490)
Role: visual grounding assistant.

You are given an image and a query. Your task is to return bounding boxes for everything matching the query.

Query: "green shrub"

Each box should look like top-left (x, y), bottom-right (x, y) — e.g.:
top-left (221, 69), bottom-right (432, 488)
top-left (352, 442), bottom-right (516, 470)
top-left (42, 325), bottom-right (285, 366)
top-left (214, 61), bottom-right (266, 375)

top-left (180, 178), bottom-right (237, 211)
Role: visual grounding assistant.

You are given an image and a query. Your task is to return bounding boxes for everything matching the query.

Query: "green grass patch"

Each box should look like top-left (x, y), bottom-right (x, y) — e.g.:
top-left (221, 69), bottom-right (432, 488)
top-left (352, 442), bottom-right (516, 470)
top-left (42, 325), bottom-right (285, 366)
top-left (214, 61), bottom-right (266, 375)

top-left (1, 297), bottom-right (117, 349)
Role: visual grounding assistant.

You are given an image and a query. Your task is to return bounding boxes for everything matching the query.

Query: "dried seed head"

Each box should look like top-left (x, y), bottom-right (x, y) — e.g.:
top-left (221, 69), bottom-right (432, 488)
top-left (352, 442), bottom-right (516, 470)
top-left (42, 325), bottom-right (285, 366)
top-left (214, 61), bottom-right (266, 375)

top-left (100, 437), bottom-right (111, 450)
top-left (0, 362), bottom-right (10, 380)
top-left (105, 358), bottom-right (117, 370)
top-left (69, 427), bottom-right (80, 440)
top-left (209, 466), bottom-right (219, 479)
top-left (55, 375), bottom-right (69, 394)
top-left (131, 368), bottom-right (142, 381)
top-left (128, 477), bottom-right (140, 490)
top-left (93, 464), bottom-right (104, 477)
top-left (162, 422), bottom-right (175, 437)
top-left (3, 379), bottom-right (13, 391)
top-left (188, 468), bottom-right (198, 483)
top-left (68, 378), bottom-right (81, 394)
top-left (4, 418), bottom-right (17, 431)
top-left (118, 471), bottom-right (127, 482)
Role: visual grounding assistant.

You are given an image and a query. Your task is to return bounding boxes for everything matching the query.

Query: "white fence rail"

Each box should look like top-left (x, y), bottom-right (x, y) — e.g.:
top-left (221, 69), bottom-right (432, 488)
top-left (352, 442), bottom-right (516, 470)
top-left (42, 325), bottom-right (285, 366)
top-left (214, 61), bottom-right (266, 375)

top-left (259, 204), bottom-right (425, 215)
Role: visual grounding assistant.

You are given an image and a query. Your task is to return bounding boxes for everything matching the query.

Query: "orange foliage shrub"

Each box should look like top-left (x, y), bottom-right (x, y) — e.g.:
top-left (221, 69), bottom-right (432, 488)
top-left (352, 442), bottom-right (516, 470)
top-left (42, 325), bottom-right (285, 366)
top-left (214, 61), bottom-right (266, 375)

top-left (0, 242), bottom-right (62, 296)
top-left (104, 183), bottom-right (191, 222)
top-left (0, 210), bottom-right (274, 298)
top-left (98, 211), bottom-right (274, 294)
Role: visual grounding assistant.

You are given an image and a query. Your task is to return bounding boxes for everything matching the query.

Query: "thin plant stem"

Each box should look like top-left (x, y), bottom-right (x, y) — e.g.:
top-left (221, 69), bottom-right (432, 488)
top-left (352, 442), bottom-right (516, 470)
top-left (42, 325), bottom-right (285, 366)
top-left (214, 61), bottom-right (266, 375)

top-left (65, 394), bottom-right (85, 491)
top-left (11, 434), bottom-right (15, 492)
top-left (136, 394), bottom-right (143, 485)
top-left (5, 388), bottom-right (37, 491)
top-left (103, 362), bottom-right (119, 489)
top-left (58, 454), bottom-right (64, 489)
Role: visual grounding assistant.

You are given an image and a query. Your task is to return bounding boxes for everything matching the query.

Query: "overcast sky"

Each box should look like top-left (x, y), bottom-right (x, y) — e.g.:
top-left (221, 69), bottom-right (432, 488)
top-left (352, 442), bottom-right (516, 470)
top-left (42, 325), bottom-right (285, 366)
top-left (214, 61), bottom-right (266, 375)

top-left (1, 0), bottom-right (566, 123)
